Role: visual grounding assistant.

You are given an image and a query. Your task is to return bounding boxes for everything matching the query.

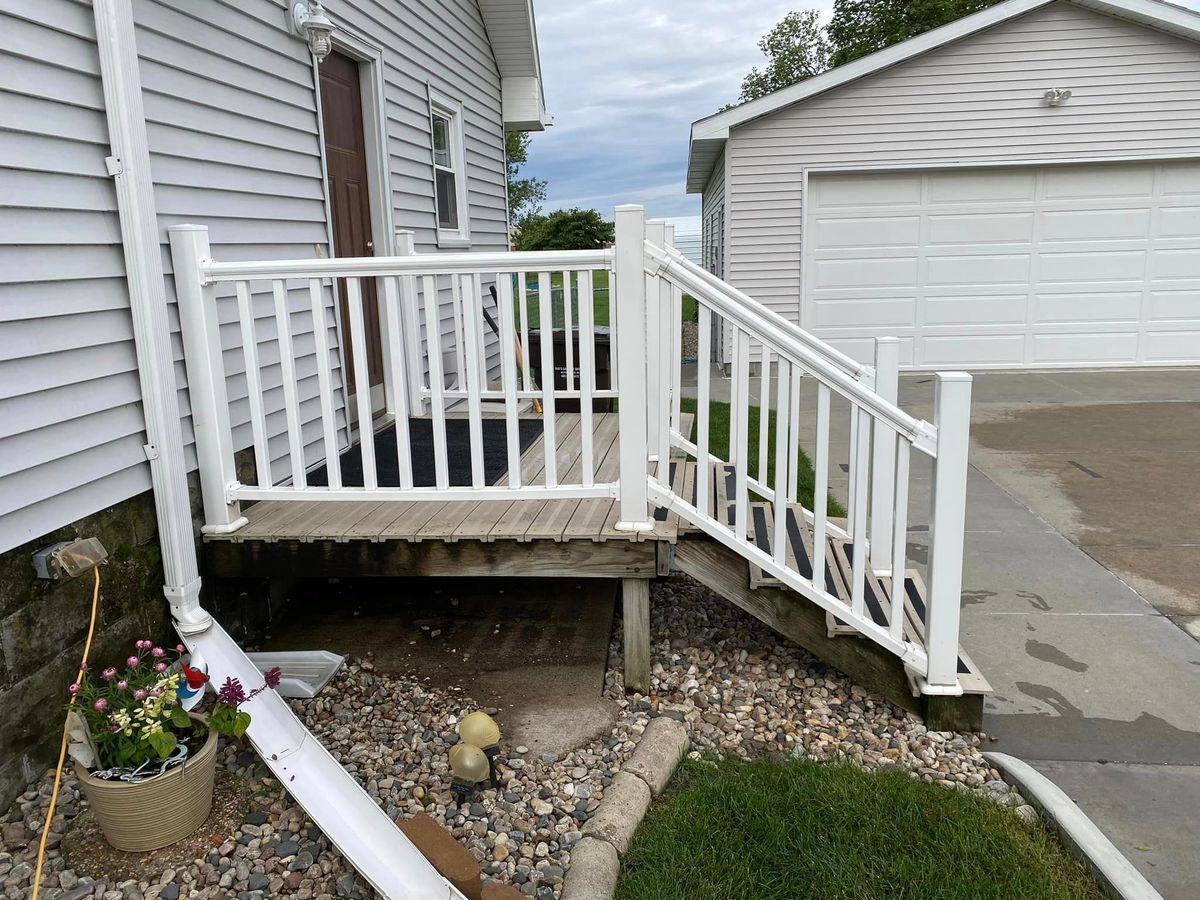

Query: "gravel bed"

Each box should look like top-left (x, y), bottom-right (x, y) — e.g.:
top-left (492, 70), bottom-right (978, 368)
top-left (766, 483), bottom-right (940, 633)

top-left (2, 574), bottom-right (1028, 900)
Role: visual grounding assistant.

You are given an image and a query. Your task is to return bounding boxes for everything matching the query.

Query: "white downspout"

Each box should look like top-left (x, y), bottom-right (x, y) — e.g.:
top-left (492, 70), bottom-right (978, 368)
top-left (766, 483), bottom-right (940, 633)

top-left (91, 0), bottom-right (212, 634)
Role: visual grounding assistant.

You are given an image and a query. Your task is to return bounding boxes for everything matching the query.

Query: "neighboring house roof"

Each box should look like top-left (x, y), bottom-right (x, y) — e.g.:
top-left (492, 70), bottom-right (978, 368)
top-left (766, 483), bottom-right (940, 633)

top-left (686, 0), bottom-right (1200, 191)
top-left (478, 0), bottom-right (551, 130)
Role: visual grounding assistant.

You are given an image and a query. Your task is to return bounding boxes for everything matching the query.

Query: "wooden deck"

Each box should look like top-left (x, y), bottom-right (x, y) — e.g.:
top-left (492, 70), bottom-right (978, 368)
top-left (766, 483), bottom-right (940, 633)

top-left (206, 413), bottom-right (690, 546)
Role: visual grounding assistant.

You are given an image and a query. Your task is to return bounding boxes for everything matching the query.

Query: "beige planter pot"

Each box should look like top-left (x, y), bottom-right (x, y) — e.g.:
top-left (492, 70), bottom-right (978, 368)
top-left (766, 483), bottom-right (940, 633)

top-left (75, 719), bottom-right (218, 852)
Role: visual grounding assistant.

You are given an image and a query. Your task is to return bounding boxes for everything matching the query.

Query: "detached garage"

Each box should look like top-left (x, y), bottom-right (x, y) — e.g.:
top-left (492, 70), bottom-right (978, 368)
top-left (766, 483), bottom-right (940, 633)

top-left (688, 0), bottom-right (1200, 369)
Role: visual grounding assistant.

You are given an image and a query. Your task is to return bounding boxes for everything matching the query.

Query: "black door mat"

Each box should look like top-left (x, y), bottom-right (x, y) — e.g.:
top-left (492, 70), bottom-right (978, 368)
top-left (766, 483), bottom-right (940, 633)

top-left (307, 418), bottom-right (544, 488)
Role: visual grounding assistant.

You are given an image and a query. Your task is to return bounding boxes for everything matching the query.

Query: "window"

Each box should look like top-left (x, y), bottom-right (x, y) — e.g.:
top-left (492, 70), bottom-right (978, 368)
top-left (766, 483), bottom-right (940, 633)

top-left (429, 90), bottom-right (469, 246)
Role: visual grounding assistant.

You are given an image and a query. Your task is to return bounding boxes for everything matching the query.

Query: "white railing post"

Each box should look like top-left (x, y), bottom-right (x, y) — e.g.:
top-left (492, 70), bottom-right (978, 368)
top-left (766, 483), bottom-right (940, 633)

top-left (869, 336), bottom-right (900, 573)
top-left (644, 220), bottom-right (666, 464)
top-left (923, 371), bottom-right (972, 694)
top-left (614, 205), bottom-right (655, 531)
top-left (394, 229), bottom-right (426, 415)
top-left (168, 225), bottom-right (247, 535)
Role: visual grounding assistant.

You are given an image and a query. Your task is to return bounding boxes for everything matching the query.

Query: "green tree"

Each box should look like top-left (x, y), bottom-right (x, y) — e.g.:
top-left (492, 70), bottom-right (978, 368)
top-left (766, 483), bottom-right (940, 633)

top-left (827, 0), bottom-right (1005, 67)
top-left (505, 132), bottom-right (547, 228)
top-left (513, 208), bottom-right (614, 252)
top-left (737, 10), bottom-right (829, 103)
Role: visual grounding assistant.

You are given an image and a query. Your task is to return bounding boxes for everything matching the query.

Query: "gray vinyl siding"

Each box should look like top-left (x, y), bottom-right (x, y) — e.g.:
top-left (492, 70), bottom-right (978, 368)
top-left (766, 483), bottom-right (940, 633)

top-left (724, 0), bottom-right (1200, 326)
top-left (0, 0), bottom-right (515, 554)
top-left (0, 0), bottom-right (149, 552)
top-left (136, 0), bottom-right (349, 488)
top-left (701, 150), bottom-right (726, 278)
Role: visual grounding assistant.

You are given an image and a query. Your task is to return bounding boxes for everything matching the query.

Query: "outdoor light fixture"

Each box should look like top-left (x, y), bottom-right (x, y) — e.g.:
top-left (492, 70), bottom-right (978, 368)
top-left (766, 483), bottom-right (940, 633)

top-left (458, 711), bottom-right (502, 784)
top-left (1043, 88), bottom-right (1071, 107)
top-left (448, 742), bottom-right (490, 804)
top-left (290, 1), bottom-right (335, 62)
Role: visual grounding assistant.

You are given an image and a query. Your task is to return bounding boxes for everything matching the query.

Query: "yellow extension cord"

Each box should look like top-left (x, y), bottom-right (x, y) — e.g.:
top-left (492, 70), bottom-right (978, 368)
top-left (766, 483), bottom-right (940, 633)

top-left (30, 567), bottom-right (101, 900)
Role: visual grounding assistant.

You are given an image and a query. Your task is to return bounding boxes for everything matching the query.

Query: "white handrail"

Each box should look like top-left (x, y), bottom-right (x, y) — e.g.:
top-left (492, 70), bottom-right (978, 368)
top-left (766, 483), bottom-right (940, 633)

top-left (647, 242), bottom-right (938, 456)
top-left (201, 249), bottom-right (611, 282)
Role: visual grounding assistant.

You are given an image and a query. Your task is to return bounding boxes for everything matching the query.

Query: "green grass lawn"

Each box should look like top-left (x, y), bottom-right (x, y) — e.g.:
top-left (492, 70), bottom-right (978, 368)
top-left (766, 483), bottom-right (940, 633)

top-left (616, 757), bottom-right (1102, 900)
top-left (680, 397), bottom-right (846, 517)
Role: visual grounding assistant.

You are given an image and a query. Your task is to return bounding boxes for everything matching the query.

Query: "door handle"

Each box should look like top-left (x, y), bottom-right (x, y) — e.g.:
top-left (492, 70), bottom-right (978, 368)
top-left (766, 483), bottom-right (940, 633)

top-left (365, 240), bottom-right (374, 255)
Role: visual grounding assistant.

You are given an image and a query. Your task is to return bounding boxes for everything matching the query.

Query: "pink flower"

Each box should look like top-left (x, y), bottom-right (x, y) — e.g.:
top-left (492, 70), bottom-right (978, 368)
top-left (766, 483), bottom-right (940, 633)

top-left (263, 667), bottom-right (283, 690)
top-left (68, 683), bottom-right (81, 695)
top-left (133, 689), bottom-right (147, 701)
top-left (111, 723), bottom-right (122, 733)
top-left (154, 662), bottom-right (167, 673)
top-left (79, 663), bottom-right (88, 672)
top-left (93, 698), bottom-right (108, 711)
top-left (127, 656), bottom-right (139, 667)
top-left (136, 639), bottom-right (151, 650)
top-left (176, 644), bottom-right (186, 653)
top-left (102, 667), bottom-right (117, 681)
top-left (151, 647), bottom-right (165, 658)
top-left (116, 680), bottom-right (128, 691)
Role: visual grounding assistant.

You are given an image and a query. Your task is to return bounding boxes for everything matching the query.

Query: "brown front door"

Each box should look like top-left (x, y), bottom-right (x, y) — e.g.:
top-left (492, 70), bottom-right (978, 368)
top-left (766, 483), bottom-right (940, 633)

top-left (320, 51), bottom-right (384, 411)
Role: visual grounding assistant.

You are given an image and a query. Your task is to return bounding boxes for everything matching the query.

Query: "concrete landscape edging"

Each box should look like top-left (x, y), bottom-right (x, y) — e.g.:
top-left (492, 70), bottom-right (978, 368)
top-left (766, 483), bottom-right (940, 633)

top-left (563, 717), bottom-right (690, 899)
top-left (984, 752), bottom-right (1164, 900)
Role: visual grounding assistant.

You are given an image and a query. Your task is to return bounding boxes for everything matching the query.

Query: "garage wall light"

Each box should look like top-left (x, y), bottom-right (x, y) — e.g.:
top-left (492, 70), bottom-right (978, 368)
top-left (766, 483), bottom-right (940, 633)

top-left (1043, 88), bottom-right (1072, 107)
top-left (290, 1), bottom-right (335, 63)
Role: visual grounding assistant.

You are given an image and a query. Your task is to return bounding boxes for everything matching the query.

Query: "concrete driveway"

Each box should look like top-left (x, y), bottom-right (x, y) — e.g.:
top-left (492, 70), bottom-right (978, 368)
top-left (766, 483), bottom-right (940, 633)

top-left (896, 369), bottom-right (1200, 900)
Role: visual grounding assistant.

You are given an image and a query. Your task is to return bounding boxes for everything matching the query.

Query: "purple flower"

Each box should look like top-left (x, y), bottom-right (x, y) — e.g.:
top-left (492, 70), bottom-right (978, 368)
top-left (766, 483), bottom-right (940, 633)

top-left (93, 698), bottom-right (108, 711)
top-left (127, 656), bottom-right (139, 667)
top-left (151, 647), bottom-right (165, 658)
top-left (133, 689), bottom-right (147, 701)
top-left (116, 680), bottom-right (128, 691)
top-left (102, 667), bottom-right (117, 681)
top-left (154, 662), bottom-right (167, 673)
top-left (216, 677), bottom-right (246, 707)
top-left (263, 667), bottom-right (282, 690)
top-left (68, 683), bottom-right (81, 695)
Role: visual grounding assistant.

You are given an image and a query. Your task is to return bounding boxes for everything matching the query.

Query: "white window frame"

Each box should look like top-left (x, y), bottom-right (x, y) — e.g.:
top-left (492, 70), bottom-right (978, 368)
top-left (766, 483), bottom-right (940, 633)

top-left (428, 86), bottom-right (470, 248)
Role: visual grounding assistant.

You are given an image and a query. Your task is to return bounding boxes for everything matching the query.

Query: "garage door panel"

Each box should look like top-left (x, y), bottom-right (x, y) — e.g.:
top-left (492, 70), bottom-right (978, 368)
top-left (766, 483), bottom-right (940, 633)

top-left (1033, 292), bottom-right (1142, 323)
top-left (920, 334), bottom-right (1026, 367)
top-left (1043, 165), bottom-right (1154, 199)
top-left (928, 212), bottom-right (1033, 245)
top-left (813, 216), bottom-right (920, 250)
top-left (1039, 208), bottom-right (1151, 241)
top-left (927, 170), bottom-right (1036, 204)
top-left (1150, 248), bottom-right (1200, 280)
top-left (1158, 207), bottom-right (1200, 238)
top-left (1038, 250), bottom-right (1145, 282)
top-left (804, 162), bottom-right (1200, 369)
top-left (812, 297), bottom-right (915, 328)
top-left (926, 254), bottom-right (1030, 286)
top-left (812, 257), bottom-right (917, 289)
top-left (1031, 332), bottom-right (1139, 364)
top-left (1143, 331), bottom-right (1200, 361)
top-left (924, 295), bottom-right (1028, 325)
top-left (1147, 290), bottom-right (1200, 322)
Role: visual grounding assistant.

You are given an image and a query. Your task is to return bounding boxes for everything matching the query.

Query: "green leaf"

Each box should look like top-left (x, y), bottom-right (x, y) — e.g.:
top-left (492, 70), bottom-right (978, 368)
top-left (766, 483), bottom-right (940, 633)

top-left (148, 730), bottom-right (177, 760)
top-left (170, 707), bottom-right (191, 729)
top-left (231, 711), bottom-right (252, 739)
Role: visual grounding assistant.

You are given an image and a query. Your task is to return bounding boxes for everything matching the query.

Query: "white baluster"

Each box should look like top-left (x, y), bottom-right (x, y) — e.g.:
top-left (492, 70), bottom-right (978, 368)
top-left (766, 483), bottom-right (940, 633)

top-left (422, 274), bottom-right (449, 490)
top-left (461, 274), bottom-right (485, 488)
top-left (890, 436), bottom-right (910, 642)
top-left (517, 271), bottom-right (531, 392)
top-left (578, 269), bottom-right (596, 487)
top-left (772, 360), bottom-right (791, 566)
top-left (849, 406), bottom-right (871, 619)
top-left (393, 229), bottom-right (425, 416)
top-left (733, 329), bottom-right (750, 542)
top-left (308, 278), bottom-right (342, 489)
top-left (235, 280), bottom-right (271, 487)
top-left (382, 275), bottom-right (413, 490)
top-left (870, 337), bottom-right (900, 573)
top-left (497, 274), bottom-right (522, 487)
top-left (696, 303), bottom-right (712, 519)
top-left (538, 269), bottom-right (557, 487)
top-left (812, 382), bottom-right (830, 592)
top-left (345, 278), bottom-right (377, 491)
top-left (272, 280), bottom-right (306, 489)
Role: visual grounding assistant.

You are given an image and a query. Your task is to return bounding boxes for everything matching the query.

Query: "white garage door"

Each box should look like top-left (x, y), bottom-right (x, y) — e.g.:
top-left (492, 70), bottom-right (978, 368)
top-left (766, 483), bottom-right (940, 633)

top-left (803, 162), bottom-right (1200, 369)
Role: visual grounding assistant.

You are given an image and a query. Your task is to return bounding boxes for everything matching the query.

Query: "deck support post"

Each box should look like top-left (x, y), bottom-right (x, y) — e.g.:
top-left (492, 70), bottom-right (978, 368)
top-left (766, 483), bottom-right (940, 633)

top-left (613, 205), bottom-right (655, 531)
top-left (169, 225), bottom-right (247, 537)
top-left (869, 337), bottom-right (900, 574)
top-left (622, 577), bottom-right (651, 695)
top-left (922, 372), bottom-right (972, 695)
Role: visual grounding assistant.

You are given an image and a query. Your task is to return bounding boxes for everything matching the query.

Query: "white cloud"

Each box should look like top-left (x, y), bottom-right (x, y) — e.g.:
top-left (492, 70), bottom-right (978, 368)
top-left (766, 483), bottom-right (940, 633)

top-left (528, 1), bottom-right (833, 219)
top-left (527, 0), bottom-right (1200, 220)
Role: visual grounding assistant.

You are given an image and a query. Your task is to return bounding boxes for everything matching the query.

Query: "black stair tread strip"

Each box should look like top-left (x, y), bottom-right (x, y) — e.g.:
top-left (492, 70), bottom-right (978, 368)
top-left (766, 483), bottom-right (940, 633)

top-left (750, 504), bottom-right (772, 557)
top-left (784, 508), bottom-right (814, 580)
top-left (724, 467), bottom-right (736, 526)
top-left (904, 576), bottom-right (970, 676)
top-left (839, 543), bottom-right (889, 628)
top-left (653, 461), bottom-right (678, 521)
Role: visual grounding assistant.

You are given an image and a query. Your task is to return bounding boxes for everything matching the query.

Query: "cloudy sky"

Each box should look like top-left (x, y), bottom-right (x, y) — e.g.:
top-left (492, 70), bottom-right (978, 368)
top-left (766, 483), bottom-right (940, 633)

top-left (525, 0), bottom-right (1200, 223)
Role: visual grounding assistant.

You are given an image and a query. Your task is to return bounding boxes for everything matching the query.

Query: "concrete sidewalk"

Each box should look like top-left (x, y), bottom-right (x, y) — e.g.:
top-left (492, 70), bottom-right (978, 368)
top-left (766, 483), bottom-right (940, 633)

top-left (685, 366), bottom-right (1200, 898)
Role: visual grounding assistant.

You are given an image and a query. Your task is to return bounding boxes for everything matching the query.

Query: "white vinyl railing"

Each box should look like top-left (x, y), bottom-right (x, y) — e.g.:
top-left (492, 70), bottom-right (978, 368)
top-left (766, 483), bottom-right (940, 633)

top-left (170, 204), bottom-right (970, 696)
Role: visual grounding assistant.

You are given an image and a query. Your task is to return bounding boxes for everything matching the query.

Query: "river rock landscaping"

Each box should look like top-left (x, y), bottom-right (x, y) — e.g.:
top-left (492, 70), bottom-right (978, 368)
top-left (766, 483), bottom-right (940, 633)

top-left (2, 574), bottom-right (1029, 899)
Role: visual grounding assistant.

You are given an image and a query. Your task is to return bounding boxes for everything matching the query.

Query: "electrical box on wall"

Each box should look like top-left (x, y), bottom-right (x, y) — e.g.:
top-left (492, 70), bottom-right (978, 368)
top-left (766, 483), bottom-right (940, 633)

top-left (32, 537), bottom-right (108, 581)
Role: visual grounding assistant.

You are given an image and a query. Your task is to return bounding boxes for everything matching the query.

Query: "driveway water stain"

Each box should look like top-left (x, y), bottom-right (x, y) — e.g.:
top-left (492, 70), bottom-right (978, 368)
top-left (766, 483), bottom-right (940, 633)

top-left (1025, 639), bottom-right (1089, 672)
top-left (1017, 589), bottom-right (1052, 611)
top-left (963, 589), bottom-right (996, 606)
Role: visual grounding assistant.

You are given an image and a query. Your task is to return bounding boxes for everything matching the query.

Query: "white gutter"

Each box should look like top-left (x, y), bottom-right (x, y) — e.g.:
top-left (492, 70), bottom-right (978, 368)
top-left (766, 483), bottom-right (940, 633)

top-left (92, 0), bottom-right (211, 633)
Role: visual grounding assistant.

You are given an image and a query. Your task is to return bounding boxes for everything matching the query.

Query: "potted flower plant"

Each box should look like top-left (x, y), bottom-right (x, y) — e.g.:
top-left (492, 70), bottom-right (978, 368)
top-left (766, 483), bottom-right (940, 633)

top-left (68, 640), bottom-right (281, 851)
